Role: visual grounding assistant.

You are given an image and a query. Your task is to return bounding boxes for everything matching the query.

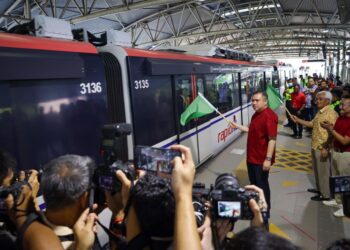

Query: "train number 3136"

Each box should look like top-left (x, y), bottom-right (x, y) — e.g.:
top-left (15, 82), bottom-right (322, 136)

top-left (80, 82), bottom-right (102, 94)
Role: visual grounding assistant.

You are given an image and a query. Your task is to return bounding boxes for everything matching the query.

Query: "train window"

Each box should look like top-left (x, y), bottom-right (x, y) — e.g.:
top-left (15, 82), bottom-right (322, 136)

top-left (175, 75), bottom-right (194, 133)
top-left (265, 71), bottom-right (272, 87)
top-left (0, 78), bottom-right (108, 169)
top-left (272, 71), bottom-right (279, 88)
top-left (242, 72), bottom-right (264, 102)
top-left (130, 74), bottom-right (176, 145)
top-left (198, 73), bottom-right (239, 114)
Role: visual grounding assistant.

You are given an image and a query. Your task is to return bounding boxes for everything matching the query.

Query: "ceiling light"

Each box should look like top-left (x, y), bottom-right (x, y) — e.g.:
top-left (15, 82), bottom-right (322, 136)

top-left (221, 4), bottom-right (281, 17)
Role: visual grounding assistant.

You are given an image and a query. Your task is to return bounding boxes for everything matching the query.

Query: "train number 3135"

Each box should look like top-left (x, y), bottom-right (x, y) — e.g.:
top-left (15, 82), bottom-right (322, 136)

top-left (134, 80), bottom-right (149, 89)
top-left (80, 82), bottom-right (102, 94)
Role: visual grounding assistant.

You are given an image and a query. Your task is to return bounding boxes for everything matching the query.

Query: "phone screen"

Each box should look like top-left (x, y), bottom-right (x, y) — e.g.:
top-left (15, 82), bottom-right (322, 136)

top-left (134, 146), bottom-right (181, 174)
top-left (330, 176), bottom-right (350, 194)
top-left (217, 201), bottom-right (241, 219)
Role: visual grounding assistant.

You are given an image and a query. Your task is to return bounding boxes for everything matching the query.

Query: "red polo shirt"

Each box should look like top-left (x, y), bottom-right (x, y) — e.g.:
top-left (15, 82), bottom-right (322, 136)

top-left (333, 116), bottom-right (350, 152)
top-left (291, 92), bottom-right (306, 110)
top-left (247, 108), bottom-right (278, 165)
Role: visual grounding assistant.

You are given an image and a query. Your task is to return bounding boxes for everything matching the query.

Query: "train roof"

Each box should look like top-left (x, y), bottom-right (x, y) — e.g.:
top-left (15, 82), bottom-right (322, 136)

top-left (123, 47), bottom-right (272, 68)
top-left (0, 33), bottom-right (97, 54)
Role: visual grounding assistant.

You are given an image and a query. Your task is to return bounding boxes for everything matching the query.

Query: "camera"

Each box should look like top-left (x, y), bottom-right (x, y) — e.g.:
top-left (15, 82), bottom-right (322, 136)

top-left (192, 174), bottom-right (259, 221)
top-left (95, 160), bottom-right (135, 192)
top-left (0, 181), bottom-right (28, 210)
top-left (330, 176), bottom-right (350, 194)
top-left (95, 123), bottom-right (135, 193)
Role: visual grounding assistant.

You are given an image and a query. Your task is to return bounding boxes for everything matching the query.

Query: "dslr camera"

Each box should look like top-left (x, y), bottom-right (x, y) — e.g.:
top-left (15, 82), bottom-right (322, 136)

top-left (211, 174), bottom-right (259, 220)
top-left (95, 123), bottom-right (135, 193)
top-left (193, 173), bottom-right (259, 222)
top-left (0, 181), bottom-right (28, 210)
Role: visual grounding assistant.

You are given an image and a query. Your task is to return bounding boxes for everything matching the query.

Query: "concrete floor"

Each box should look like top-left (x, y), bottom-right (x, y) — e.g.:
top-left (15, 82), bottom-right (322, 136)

top-left (195, 111), bottom-right (350, 250)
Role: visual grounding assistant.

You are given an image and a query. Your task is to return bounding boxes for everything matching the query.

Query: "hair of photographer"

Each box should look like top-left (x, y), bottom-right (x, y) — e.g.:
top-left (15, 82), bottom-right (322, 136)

top-left (41, 155), bottom-right (96, 227)
top-left (15, 155), bottom-right (97, 250)
top-left (224, 227), bottom-right (300, 250)
top-left (0, 150), bottom-right (17, 187)
top-left (326, 238), bottom-right (350, 250)
top-left (130, 173), bottom-right (175, 249)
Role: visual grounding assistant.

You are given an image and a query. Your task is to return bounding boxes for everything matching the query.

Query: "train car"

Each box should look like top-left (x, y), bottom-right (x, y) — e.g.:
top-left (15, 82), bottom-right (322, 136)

top-left (0, 33), bottom-right (274, 169)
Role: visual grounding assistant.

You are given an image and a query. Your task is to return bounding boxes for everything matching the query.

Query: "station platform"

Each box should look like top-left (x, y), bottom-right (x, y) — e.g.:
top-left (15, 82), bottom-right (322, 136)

top-left (195, 110), bottom-right (350, 250)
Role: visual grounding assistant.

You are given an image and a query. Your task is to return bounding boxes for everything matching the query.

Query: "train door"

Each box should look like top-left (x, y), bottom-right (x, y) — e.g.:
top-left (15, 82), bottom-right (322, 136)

top-left (241, 72), bottom-right (250, 125)
top-left (174, 74), bottom-right (200, 164)
top-left (194, 74), bottom-right (214, 162)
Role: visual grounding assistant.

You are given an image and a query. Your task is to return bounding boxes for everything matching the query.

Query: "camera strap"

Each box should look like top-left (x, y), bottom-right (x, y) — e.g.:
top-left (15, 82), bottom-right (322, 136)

top-left (96, 219), bottom-right (128, 250)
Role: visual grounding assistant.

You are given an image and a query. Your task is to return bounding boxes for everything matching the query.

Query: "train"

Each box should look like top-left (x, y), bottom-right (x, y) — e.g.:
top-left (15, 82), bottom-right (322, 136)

top-left (0, 32), bottom-right (289, 169)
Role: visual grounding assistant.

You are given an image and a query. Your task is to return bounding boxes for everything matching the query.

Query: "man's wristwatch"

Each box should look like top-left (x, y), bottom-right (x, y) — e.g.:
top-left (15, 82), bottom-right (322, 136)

top-left (265, 156), bottom-right (272, 161)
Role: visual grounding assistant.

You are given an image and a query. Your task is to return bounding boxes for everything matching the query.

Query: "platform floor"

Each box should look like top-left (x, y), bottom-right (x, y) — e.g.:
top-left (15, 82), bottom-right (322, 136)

top-left (195, 111), bottom-right (350, 250)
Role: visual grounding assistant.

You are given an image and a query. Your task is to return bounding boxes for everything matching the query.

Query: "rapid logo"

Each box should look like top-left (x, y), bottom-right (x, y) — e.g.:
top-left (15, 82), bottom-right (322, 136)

top-left (217, 115), bottom-right (237, 143)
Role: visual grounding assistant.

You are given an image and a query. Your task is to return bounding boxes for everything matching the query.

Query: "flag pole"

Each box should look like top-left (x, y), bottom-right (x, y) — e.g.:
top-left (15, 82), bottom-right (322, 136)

top-left (197, 93), bottom-right (236, 128)
top-left (275, 94), bottom-right (293, 117)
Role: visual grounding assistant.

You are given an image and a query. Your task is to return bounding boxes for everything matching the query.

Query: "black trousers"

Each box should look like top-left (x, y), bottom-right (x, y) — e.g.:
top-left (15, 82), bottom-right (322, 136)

top-left (285, 100), bottom-right (292, 125)
top-left (247, 162), bottom-right (271, 218)
top-left (290, 108), bottom-right (303, 136)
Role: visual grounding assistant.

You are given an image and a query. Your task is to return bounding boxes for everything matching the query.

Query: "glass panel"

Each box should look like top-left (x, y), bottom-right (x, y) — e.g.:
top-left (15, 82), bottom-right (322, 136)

top-left (175, 75), bottom-right (194, 133)
top-left (265, 71), bottom-right (272, 87)
top-left (0, 79), bottom-right (108, 169)
top-left (272, 71), bottom-right (279, 88)
top-left (131, 75), bottom-right (175, 145)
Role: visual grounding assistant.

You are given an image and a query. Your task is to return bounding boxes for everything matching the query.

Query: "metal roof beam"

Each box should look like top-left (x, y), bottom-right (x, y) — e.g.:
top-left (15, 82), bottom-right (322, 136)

top-left (220, 37), bottom-right (346, 46)
top-left (138, 24), bottom-right (350, 46)
top-left (70, 0), bottom-right (185, 24)
top-left (0, 0), bottom-right (23, 25)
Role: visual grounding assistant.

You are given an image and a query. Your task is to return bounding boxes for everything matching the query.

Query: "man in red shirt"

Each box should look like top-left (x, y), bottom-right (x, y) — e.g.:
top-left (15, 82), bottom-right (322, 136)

top-left (290, 84), bottom-right (306, 138)
top-left (321, 95), bottom-right (350, 217)
top-left (232, 91), bottom-right (278, 229)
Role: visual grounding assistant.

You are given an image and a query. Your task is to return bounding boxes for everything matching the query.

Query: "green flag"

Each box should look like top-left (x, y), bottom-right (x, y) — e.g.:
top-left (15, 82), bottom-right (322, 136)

top-left (266, 84), bottom-right (282, 110)
top-left (180, 94), bottom-right (216, 126)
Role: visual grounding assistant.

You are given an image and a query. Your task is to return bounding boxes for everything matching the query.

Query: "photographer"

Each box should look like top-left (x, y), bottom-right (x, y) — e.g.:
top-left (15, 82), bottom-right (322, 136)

top-left (13, 155), bottom-right (98, 250)
top-left (105, 144), bottom-right (201, 250)
top-left (0, 150), bottom-right (19, 250)
top-left (110, 145), bottom-right (271, 250)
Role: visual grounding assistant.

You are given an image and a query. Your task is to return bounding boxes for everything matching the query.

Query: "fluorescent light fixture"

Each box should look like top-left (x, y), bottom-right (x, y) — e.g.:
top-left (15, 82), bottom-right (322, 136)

top-left (221, 4), bottom-right (281, 17)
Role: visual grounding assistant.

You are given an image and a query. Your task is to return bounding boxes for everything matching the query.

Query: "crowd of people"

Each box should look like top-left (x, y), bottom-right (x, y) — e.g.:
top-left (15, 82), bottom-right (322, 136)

top-left (282, 75), bottom-right (350, 219)
top-left (0, 75), bottom-right (349, 249)
top-left (0, 146), bottom-right (301, 250)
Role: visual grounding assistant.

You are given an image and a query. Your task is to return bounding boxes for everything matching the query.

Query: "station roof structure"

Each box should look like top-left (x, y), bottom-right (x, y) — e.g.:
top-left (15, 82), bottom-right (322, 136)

top-left (0, 0), bottom-right (349, 59)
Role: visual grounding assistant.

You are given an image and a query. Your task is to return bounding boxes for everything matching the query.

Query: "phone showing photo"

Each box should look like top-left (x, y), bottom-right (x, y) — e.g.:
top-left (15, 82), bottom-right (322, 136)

top-left (134, 146), bottom-right (181, 174)
top-left (216, 201), bottom-right (241, 219)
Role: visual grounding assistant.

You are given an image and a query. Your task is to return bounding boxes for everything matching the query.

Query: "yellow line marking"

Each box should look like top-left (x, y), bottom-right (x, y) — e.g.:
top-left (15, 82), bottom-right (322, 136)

top-left (295, 142), bottom-right (306, 147)
top-left (270, 223), bottom-right (291, 240)
top-left (282, 181), bottom-right (299, 187)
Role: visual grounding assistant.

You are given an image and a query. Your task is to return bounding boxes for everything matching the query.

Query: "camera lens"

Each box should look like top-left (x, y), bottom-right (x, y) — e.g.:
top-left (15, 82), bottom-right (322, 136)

top-left (214, 173), bottom-right (240, 190)
top-left (193, 200), bottom-right (206, 227)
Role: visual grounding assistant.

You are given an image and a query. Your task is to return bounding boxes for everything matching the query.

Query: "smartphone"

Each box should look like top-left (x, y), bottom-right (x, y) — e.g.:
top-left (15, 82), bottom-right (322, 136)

top-left (215, 200), bottom-right (241, 219)
top-left (88, 186), bottom-right (95, 213)
top-left (330, 176), bottom-right (350, 194)
top-left (134, 146), bottom-right (181, 174)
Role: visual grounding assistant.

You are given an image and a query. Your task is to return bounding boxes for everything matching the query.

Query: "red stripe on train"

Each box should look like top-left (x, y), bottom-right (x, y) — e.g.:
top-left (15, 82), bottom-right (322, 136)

top-left (124, 47), bottom-right (267, 67)
top-left (0, 33), bottom-right (97, 54)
